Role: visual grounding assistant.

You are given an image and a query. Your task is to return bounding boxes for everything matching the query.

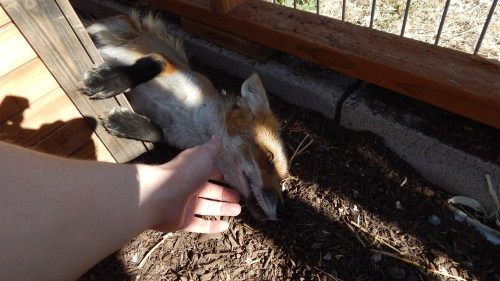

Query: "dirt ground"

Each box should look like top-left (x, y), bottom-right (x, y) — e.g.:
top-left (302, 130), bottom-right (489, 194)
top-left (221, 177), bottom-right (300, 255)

top-left (77, 57), bottom-right (499, 281)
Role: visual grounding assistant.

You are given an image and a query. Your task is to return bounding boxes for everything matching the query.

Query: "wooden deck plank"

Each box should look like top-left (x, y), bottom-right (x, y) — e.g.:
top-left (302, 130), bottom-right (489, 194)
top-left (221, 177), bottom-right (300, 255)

top-left (0, 23), bottom-right (37, 77)
top-left (142, 0), bottom-right (500, 128)
top-left (0, 0), bottom-right (151, 162)
top-left (0, 6), bottom-right (9, 26)
top-left (0, 88), bottom-right (83, 147)
top-left (70, 136), bottom-right (116, 162)
top-left (33, 117), bottom-right (98, 157)
top-left (0, 58), bottom-right (59, 122)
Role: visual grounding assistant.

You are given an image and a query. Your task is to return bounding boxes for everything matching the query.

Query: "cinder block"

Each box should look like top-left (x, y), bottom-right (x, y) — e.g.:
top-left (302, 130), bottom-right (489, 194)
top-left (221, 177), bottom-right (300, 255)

top-left (178, 32), bottom-right (356, 119)
top-left (341, 83), bottom-right (500, 214)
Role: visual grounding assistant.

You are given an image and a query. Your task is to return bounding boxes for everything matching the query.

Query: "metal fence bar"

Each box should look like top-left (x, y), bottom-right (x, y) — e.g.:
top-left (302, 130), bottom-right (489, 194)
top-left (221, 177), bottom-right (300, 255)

top-left (435, 0), bottom-right (451, 45)
top-left (293, 0), bottom-right (296, 9)
top-left (400, 0), bottom-right (411, 36)
top-left (369, 0), bottom-right (376, 28)
top-left (316, 0), bottom-right (319, 14)
top-left (342, 0), bottom-right (346, 21)
top-left (474, 0), bottom-right (498, 54)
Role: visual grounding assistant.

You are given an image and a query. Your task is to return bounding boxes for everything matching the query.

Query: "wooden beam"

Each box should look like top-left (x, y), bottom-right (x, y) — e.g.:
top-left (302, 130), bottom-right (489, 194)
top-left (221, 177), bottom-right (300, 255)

top-left (181, 18), bottom-right (273, 61)
top-left (210, 0), bottom-right (246, 13)
top-left (0, 0), bottom-right (152, 162)
top-left (142, 0), bottom-right (500, 129)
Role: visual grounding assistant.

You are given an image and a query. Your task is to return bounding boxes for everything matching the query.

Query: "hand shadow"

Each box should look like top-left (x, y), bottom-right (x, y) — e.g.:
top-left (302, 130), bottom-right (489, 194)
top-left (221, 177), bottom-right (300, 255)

top-left (0, 95), bottom-right (100, 160)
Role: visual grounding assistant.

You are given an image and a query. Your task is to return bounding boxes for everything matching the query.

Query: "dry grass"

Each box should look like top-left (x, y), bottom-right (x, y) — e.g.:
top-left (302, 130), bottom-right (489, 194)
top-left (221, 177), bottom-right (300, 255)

top-left (271, 0), bottom-right (499, 61)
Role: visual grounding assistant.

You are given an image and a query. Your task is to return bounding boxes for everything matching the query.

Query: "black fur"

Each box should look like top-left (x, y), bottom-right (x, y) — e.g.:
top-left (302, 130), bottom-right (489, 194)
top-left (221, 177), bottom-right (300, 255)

top-left (101, 107), bottom-right (163, 142)
top-left (81, 56), bottom-right (165, 99)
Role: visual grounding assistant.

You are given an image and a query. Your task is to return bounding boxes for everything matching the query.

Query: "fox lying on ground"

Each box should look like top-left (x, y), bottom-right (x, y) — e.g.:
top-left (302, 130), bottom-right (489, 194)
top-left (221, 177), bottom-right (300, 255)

top-left (81, 12), bottom-right (289, 220)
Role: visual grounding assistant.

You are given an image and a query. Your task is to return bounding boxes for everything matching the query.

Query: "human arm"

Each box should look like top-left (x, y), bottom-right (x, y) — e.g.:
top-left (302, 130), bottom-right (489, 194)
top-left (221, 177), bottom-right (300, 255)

top-left (0, 136), bottom-right (240, 281)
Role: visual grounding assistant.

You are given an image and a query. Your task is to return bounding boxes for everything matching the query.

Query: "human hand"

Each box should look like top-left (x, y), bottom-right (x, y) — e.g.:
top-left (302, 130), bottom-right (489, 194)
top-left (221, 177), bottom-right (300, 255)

top-left (145, 136), bottom-right (241, 233)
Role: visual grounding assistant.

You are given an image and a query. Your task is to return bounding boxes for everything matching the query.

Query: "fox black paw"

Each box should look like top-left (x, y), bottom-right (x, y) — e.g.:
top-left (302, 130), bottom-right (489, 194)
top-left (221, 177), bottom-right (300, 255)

top-left (81, 64), bottom-right (133, 99)
top-left (101, 107), bottom-right (163, 142)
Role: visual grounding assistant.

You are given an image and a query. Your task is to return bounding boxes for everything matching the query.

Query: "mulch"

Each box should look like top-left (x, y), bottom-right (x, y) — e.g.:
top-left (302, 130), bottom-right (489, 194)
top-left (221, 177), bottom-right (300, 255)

top-left (79, 59), bottom-right (499, 281)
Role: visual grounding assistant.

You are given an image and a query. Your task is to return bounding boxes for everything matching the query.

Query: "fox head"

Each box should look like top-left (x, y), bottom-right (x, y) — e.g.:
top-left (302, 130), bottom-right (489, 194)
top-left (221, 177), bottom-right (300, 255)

top-left (215, 73), bottom-right (288, 221)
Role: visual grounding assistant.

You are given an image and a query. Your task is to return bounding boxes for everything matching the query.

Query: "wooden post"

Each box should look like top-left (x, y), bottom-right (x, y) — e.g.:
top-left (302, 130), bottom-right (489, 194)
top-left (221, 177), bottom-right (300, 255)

top-left (210, 0), bottom-right (247, 13)
top-left (0, 0), bottom-right (152, 162)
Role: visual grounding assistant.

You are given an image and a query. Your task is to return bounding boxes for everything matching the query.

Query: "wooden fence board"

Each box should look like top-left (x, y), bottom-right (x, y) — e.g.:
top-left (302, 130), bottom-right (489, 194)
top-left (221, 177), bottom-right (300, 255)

top-left (0, 23), bottom-right (37, 77)
top-left (0, 58), bottom-right (59, 122)
top-left (0, 0), bottom-right (152, 162)
top-left (143, 0), bottom-right (500, 128)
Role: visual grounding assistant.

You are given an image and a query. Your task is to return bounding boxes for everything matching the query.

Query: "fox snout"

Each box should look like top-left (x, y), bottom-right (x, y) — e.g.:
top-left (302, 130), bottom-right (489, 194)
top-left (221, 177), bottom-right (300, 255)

top-left (244, 185), bottom-right (284, 221)
top-left (239, 168), bottom-right (285, 221)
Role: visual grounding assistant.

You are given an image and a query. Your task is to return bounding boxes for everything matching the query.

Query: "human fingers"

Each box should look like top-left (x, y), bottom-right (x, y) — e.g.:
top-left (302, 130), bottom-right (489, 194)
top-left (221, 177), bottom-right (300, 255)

top-left (197, 182), bottom-right (241, 203)
top-left (194, 197), bottom-right (241, 217)
top-left (182, 217), bottom-right (230, 233)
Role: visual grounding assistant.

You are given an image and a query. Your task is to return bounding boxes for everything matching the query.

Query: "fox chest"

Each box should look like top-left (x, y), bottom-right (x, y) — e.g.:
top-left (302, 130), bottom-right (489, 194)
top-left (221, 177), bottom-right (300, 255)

top-left (125, 78), bottom-right (218, 148)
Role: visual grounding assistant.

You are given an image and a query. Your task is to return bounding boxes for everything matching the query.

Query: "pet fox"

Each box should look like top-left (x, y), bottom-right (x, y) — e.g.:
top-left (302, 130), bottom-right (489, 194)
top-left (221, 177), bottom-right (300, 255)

top-left (81, 12), bottom-right (288, 220)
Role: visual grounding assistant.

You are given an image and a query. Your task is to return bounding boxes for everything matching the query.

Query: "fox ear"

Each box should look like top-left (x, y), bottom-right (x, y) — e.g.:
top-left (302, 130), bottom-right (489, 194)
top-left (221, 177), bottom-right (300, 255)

top-left (240, 73), bottom-right (270, 117)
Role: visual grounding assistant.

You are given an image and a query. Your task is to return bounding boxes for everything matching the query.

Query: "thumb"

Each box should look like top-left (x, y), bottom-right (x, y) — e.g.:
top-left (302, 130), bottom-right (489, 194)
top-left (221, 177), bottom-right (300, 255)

top-left (170, 135), bottom-right (223, 181)
top-left (201, 135), bottom-right (223, 158)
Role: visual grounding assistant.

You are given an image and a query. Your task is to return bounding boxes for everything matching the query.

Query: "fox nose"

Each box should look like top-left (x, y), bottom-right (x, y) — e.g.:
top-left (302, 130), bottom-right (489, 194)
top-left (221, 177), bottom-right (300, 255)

top-left (262, 188), bottom-right (283, 220)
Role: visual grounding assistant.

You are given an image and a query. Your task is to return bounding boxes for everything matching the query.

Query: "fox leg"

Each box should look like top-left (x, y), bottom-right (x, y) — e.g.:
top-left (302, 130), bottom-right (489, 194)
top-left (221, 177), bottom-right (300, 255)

top-left (81, 54), bottom-right (167, 99)
top-left (101, 107), bottom-right (164, 142)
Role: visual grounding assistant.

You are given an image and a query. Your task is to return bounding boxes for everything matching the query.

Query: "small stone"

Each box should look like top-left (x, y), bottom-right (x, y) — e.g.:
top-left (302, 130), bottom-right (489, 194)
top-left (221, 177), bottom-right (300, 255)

top-left (396, 201), bottom-right (403, 210)
top-left (371, 253), bottom-right (382, 263)
top-left (428, 215), bottom-right (441, 226)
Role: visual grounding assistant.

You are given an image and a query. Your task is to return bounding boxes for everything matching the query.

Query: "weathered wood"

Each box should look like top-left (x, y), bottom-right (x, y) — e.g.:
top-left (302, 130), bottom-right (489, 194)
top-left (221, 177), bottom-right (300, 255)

top-left (210, 0), bottom-right (246, 13)
top-left (0, 58), bottom-right (59, 122)
top-left (0, 23), bottom-right (37, 77)
top-left (181, 18), bottom-right (273, 61)
top-left (0, 5), bottom-right (9, 26)
top-left (143, 0), bottom-right (500, 129)
top-left (0, 0), bottom-right (152, 162)
top-left (71, 137), bottom-right (116, 162)
top-left (33, 117), bottom-right (97, 157)
top-left (0, 88), bottom-right (82, 147)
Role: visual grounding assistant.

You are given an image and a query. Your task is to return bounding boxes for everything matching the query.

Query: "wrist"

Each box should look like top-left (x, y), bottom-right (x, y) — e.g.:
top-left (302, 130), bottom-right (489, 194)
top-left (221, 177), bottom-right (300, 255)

top-left (135, 164), bottom-right (175, 230)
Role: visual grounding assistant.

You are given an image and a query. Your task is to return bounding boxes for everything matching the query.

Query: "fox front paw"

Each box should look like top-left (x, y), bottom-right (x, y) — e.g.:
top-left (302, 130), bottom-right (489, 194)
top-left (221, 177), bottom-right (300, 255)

top-left (81, 64), bottom-right (133, 99)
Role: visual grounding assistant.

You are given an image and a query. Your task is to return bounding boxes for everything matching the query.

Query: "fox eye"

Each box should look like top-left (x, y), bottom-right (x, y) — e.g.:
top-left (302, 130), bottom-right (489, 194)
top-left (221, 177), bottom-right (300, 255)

top-left (265, 149), bottom-right (274, 166)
